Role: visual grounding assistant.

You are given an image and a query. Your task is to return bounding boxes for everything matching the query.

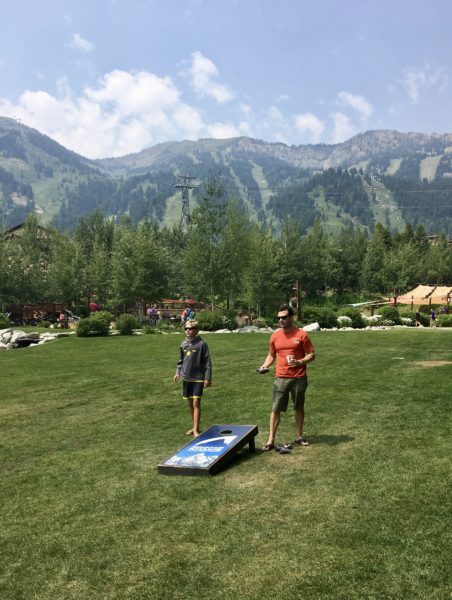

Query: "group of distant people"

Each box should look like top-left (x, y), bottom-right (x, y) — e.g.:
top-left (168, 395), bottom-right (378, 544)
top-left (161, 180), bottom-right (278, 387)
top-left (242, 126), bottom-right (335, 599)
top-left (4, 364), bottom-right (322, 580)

top-left (415, 308), bottom-right (441, 327)
top-left (173, 304), bottom-right (315, 450)
top-left (146, 305), bottom-right (196, 327)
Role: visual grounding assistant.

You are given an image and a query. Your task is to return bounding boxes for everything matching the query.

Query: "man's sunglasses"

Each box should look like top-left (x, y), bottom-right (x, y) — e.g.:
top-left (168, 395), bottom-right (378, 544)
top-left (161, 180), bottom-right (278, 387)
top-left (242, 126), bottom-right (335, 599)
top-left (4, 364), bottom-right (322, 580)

top-left (277, 315), bottom-right (290, 320)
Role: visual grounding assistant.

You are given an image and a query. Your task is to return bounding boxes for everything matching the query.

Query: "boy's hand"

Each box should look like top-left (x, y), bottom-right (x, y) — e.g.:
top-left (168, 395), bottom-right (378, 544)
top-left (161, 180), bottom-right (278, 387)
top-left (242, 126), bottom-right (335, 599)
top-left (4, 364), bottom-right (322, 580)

top-left (204, 380), bottom-right (211, 388)
top-left (174, 374), bottom-right (180, 383)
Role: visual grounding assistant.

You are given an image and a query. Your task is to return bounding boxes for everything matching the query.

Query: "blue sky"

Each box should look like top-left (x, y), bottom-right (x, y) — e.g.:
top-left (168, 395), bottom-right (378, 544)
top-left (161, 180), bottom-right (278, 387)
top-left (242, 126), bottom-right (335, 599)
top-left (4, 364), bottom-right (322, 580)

top-left (1, 0), bottom-right (451, 158)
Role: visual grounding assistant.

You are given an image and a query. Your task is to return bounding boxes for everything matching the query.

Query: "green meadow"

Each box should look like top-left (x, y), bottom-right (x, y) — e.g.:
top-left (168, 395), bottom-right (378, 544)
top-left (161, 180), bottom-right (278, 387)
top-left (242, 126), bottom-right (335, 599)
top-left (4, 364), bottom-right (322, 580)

top-left (1, 329), bottom-right (451, 600)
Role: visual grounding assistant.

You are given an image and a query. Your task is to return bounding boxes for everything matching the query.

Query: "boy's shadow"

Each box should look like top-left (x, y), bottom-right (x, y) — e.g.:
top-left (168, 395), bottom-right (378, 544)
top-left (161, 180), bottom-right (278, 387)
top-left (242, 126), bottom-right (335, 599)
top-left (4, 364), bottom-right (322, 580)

top-left (307, 434), bottom-right (354, 446)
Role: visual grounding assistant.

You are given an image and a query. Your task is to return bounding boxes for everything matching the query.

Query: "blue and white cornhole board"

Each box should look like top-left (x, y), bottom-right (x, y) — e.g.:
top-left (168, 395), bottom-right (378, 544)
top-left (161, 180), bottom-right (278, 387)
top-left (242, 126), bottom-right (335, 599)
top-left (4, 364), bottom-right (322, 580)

top-left (158, 424), bottom-right (258, 476)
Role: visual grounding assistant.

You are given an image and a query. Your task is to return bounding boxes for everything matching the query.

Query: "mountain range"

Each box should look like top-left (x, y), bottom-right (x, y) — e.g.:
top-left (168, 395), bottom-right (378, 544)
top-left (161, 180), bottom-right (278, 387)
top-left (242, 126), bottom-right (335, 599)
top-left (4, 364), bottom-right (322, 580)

top-left (1, 115), bottom-right (452, 235)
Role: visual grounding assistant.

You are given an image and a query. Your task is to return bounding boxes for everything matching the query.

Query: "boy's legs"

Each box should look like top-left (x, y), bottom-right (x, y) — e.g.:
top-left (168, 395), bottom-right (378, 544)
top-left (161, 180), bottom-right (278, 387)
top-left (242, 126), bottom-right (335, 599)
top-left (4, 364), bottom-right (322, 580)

top-left (183, 381), bottom-right (203, 436)
top-left (186, 397), bottom-right (202, 436)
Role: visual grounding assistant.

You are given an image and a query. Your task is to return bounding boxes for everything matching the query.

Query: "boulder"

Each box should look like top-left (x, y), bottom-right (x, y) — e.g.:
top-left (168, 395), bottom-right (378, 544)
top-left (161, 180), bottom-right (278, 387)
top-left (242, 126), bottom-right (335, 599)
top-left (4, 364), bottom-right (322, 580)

top-left (303, 322), bottom-right (320, 332)
top-left (0, 329), bottom-right (13, 343)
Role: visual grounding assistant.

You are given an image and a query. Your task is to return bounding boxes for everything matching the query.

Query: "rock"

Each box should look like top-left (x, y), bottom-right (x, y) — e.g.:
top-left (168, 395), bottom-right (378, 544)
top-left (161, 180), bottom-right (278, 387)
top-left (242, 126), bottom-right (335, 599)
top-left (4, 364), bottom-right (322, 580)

top-left (214, 329), bottom-right (232, 333)
top-left (10, 331), bottom-right (28, 344)
top-left (303, 322), bottom-right (320, 332)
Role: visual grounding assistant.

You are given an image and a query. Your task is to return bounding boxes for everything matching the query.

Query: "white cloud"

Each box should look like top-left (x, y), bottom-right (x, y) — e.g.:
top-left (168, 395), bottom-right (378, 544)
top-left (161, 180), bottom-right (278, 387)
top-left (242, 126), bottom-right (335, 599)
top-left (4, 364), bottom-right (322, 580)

top-left (331, 112), bottom-right (357, 143)
top-left (293, 112), bottom-right (325, 142)
top-left (0, 69), bottom-right (207, 158)
top-left (206, 121), bottom-right (250, 139)
top-left (399, 64), bottom-right (448, 104)
top-left (337, 91), bottom-right (373, 119)
top-left (66, 33), bottom-right (95, 53)
top-left (277, 94), bottom-right (289, 102)
top-left (266, 105), bottom-right (284, 122)
top-left (187, 51), bottom-right (233, 103)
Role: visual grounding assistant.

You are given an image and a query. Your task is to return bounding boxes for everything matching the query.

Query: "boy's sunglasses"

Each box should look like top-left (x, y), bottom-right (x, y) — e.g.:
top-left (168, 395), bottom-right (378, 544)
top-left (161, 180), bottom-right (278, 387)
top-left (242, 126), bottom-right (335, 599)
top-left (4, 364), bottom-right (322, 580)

top-left (185, 327), bottom-right (196, 330)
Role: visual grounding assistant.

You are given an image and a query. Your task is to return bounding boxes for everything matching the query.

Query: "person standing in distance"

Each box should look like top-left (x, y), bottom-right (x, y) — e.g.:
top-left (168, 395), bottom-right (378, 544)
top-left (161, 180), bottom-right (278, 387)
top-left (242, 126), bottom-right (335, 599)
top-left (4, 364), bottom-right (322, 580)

top-left (259, 304), bottom-right (315, 451)
top-left (174, 320), bottom-right (212, 438)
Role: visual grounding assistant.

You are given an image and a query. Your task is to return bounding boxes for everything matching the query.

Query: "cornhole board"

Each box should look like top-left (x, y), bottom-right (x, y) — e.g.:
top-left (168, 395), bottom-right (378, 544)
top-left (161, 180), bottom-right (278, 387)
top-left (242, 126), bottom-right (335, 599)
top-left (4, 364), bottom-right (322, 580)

top-left (158, 424), bottom-right (258, 476)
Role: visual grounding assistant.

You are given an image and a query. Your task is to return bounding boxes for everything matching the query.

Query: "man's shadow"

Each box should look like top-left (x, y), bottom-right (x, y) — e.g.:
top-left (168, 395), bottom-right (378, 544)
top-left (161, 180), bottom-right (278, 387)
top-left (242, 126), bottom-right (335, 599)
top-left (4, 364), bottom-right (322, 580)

top-left (306, 434), bottom-right (354, 446)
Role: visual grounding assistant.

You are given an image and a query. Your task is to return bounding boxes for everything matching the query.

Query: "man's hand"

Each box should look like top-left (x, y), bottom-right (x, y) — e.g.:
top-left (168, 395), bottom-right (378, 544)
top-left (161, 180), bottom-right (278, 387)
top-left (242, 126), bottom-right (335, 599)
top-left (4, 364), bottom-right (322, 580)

top-left (204, 380), bottom-right (211, 388)
top-left (174, 374), bottom-right (180, 383)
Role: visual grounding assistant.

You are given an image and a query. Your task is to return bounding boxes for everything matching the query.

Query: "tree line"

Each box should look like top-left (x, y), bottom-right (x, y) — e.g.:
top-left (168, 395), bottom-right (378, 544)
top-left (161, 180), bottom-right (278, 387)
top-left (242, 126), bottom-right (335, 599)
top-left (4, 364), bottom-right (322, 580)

top-left (1, 178), bottom-right (452, 317)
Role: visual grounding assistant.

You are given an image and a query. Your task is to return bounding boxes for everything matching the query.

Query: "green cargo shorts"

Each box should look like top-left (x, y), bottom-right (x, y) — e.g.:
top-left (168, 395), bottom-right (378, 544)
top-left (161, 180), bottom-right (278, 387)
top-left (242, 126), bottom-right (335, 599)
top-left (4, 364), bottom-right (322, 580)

top-left (272, 377), bottom-right (308, 412)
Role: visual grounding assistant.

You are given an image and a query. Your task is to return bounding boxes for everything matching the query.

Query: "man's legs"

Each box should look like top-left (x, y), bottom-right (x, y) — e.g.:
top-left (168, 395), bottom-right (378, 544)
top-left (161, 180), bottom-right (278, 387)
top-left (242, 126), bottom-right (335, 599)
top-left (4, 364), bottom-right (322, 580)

top-left (265, 410), bottom-right (281, 446)
top-left (295, 408), bottom-right (305, 440)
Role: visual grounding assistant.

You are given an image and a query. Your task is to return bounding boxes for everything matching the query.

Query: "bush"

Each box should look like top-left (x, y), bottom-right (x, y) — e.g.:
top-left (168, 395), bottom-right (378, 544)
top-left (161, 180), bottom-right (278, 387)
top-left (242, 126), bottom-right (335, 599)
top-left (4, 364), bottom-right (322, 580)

top-left (398, 309), bottom-right (428, 327)
top-left (377, 306), bottom-right (401, 325)
top-left (252, 317), bottom-right (271, 329)
top-left (196, 310), bottom-right (234, 331)
top-left (76, 317), bottom-right (109, 337)
top-left (0, 312), bottom-right (11, 329)
top-left (337, 315), bottom-right (352, 328)
top-left (336, 307), bottom-right (366, 329)
top-left (437, 314), bottom-right (452, 328)
top-left (143, 325), bottom-right (161, 335)
top-left (115, 314), bottom-right (139, 335)
top-left (89, 310), bottom-right (113, 329)
top-left (157, 319), bottom-right (175, 331)
top-left (300, 305), bottom-right (338, 329)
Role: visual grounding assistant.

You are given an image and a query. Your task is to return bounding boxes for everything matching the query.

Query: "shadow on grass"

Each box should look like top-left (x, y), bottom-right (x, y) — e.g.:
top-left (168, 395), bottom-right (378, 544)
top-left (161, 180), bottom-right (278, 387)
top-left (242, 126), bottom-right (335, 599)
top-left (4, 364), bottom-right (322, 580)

top-left (307, 434), bottom-right (354, 446)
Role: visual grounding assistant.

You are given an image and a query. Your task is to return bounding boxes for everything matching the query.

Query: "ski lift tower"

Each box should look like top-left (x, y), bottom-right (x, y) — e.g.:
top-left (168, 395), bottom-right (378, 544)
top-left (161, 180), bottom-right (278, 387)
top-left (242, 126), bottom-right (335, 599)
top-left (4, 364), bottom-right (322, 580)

top-left (174, 174), bottom-right (196, 229)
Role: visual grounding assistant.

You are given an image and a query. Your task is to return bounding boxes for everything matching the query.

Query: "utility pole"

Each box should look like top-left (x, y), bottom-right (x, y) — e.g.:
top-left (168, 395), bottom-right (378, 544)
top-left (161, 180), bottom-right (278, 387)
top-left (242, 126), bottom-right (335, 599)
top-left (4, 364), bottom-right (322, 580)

top-left (174, 174), bottom-right (195, 229)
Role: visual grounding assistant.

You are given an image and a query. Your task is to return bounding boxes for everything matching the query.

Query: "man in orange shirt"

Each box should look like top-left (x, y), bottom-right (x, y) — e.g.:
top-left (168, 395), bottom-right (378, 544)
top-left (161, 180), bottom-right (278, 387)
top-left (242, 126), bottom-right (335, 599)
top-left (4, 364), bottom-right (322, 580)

top-left (259, 304), bottom-right (315, 451)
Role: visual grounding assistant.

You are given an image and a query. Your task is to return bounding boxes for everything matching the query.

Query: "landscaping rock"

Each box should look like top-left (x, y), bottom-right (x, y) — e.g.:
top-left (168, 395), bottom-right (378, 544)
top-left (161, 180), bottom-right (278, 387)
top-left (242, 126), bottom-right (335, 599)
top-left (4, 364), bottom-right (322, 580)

top-left (0, 329), bottom-right (61, 350)
top-left (303, 322), bottom-right (320, 332)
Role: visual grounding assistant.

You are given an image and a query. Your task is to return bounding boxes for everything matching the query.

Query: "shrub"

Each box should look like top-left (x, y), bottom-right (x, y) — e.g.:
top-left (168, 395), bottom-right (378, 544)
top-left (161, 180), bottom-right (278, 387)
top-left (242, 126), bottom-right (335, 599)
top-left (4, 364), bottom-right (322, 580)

top-left (398, 309), bottom-right (428, 327)
top-left (377, 306), bottom-right (401, 325)
top-left (299, 305), bottom-right (337, 329)
top-left (89, 310), bottom-right (113, 329)
top-left (400, 317), bottom-right (414, 326)
top-left (437, 314), bottom-right (452, 328)
top-left (157, 319), bottom-right (174, 331)
top-left (337, 315), bottom-right (352, 328)
top-left (336, 307), bottom-right (366, 329)
top-left (0, 312), bottom-right (11, 329)
top-left (76, 317), bottom-right (109, 337)
top-left (196, 310), bottom-right (234, 331)
top-left (143, 325), bottom-right (161, 335)
top-left (252, 317), bottom-right (269, 329)
top-left (115, 314), bottom-right (139, 335)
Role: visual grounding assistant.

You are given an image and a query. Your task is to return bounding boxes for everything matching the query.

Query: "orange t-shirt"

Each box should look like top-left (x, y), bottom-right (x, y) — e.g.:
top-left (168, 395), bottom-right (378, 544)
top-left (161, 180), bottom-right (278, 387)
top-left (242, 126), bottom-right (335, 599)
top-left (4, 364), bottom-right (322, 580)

top-left (269, 327), bottom-right (314, 378)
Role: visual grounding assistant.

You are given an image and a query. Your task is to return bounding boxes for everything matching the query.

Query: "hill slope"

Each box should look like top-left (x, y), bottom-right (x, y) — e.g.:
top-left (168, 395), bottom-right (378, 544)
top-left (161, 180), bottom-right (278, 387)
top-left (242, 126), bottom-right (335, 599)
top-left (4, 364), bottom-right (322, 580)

top-left (1, 116), bottom-right (452, 234)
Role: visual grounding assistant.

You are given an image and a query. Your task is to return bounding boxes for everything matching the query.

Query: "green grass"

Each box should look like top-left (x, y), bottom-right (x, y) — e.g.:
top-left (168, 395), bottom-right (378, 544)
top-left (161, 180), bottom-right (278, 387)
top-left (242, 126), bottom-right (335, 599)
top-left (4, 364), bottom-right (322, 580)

top-left (1, 330), bottom-right (451, 599)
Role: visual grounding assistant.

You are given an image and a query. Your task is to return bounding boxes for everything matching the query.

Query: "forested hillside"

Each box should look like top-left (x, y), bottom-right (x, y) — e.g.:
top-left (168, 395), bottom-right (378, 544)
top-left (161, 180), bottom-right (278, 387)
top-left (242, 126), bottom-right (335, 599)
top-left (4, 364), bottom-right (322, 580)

top-left (1, 117), bottom-right (452, 235)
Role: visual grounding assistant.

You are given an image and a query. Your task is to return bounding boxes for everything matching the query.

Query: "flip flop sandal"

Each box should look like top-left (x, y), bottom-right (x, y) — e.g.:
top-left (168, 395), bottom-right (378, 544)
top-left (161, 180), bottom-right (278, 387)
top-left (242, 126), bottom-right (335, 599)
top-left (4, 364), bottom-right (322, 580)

top-left (294, 438), bottom-right (309, 446)
top-left (276, 445), bottom-right (291, 454)
top-left (261, 443), bottom-right (275, 452)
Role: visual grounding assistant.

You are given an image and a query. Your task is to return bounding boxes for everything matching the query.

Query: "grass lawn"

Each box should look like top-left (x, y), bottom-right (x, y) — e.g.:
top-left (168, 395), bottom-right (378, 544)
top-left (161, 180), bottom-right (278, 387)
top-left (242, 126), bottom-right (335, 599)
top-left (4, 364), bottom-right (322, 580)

top-left (1, 329), bottom-right (451, 599)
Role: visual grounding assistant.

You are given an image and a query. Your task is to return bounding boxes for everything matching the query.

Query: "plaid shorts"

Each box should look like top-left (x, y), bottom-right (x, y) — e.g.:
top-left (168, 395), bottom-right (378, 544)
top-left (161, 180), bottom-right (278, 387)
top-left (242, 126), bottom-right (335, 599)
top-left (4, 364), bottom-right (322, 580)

top-left (272, 377), bottom-right (308, 412)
